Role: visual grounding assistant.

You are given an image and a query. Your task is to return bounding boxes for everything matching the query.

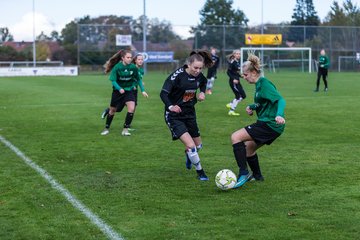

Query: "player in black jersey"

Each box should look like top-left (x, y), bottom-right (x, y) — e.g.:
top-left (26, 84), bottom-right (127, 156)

top-left (205, 47), bottom-right (220, 95)
top-left (160, 50), bottom-right (213, 181)
top-left (226, 49), bottom-right (246, 116)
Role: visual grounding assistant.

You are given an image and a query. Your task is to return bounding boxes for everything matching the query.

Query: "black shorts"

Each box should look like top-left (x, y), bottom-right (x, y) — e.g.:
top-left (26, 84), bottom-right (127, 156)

top-left (114, 89), bottom-right (138, 112)
top-left (164, 111), bottom-right (200, 140)
top-left (244, 121), bottom-right (281, 145)
top-left (110, 90), bottom-right (136, 111)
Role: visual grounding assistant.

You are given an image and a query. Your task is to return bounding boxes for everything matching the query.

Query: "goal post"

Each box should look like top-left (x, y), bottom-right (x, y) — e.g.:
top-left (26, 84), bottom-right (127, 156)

top-left (240, 47), bottom-right (312, 73)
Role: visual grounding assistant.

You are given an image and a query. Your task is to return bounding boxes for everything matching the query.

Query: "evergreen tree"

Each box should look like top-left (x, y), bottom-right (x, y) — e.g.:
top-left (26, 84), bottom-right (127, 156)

top-left (289, 0), bottom-right (320, 42)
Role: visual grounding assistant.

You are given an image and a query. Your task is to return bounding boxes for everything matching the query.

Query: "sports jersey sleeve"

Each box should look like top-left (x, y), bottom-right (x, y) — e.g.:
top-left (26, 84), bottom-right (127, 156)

top-left (160, 75), bottom-right (175, 109)
top-left (109, 65), bottom-right (122, 91)
top-left (198, 74), bottom-right (207, 93)
top-left (276, 98), bottom-right (286, 117)
top-left (261, 80), bottom-right (286, 117)
top-left (137, 79), bottom-right (145, 92)
top-left (324, 56), bottom-right (330, 68)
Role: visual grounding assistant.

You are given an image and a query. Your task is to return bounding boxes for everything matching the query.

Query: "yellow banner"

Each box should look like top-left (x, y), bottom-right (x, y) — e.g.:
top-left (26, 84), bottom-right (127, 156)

top-left (245, 34), bottom-right (282, 45)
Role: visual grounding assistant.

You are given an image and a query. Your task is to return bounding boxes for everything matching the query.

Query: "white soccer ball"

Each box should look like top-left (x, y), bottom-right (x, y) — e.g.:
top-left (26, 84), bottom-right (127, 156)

top-left (215, 169), bottom-right (237, 190)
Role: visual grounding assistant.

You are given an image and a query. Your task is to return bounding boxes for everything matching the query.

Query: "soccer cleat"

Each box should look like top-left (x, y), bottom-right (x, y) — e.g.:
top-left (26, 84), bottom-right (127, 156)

top-left (100, 128), bottom-right (110, 136)
top-left (226, 103), bottom-right (231, 109)
top-left (228, 110), bottom-right (240, 116)
top-left (324, 88), bottom-right (328, 92)
top-left (233, 173), bottom-right (253, 188)
top-left (197, 172), bottom-right (209, 181)
top-left (101, 108), bottom-right (110, 119)
top-left (121, 128), bottom-right (131, 136)
top-left (313, 89), bottom-right (319, 92)
top-left (128, 128), bottom-right (136, 132)
top-left (206, 89), bottom-right (212, 95)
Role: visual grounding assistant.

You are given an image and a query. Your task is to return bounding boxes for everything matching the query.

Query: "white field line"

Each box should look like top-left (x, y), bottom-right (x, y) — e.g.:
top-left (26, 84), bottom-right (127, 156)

top-left (0, 135), bottom-right (124, 240)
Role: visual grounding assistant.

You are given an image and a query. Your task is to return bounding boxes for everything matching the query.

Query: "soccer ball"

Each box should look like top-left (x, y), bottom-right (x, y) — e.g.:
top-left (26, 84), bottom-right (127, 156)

top-left (215, 169), bottom-right (237, 190)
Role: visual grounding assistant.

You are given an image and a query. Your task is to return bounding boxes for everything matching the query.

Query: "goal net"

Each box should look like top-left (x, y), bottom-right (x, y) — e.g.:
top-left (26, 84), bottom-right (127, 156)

top-left (240, 47), bottom-right (312, 73)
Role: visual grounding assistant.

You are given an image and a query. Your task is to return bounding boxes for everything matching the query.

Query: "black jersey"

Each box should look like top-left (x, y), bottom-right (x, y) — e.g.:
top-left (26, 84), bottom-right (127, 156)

top-left (206, 54), bottom-right (220, 79)
top-left (226, 59), bottom-right (241, 80)
top-left (160, 65), bottom-right (207, 111)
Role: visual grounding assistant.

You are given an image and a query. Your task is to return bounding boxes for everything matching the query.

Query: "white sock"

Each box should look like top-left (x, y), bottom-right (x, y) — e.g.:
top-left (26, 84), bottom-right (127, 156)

top-left (186, 148), bottom-right (202, 170)
top-left (231, 98), bottom-right (242, 110)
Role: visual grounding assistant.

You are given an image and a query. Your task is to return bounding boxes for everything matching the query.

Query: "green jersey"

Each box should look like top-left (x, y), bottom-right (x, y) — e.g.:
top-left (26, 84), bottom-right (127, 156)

top-left (248, 77), bottom-right (286, 134)
top-left (109, 62), bottom-right (140, 91)
top-left (136, 67), bottom-right (145, 92)
top-left (319, 55), bottom-right (329, 69)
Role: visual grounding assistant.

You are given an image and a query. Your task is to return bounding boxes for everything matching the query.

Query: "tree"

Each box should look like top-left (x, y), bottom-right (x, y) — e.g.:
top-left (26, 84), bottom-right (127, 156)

top-left (323, 0), bottom-right (360, 26)
top-left (131, 16), bottom-right (180, 43)
top-left (289, 0), bottom-right (320, 42)
top-left (0, 27), bottom-right (14, 43)
top-left (192, 0), bottom-right (248, 53)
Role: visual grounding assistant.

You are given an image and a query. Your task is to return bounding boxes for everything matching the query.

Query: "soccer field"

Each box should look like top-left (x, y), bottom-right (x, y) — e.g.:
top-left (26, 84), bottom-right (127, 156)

top-left (1, 71), bottom-right (359, 240)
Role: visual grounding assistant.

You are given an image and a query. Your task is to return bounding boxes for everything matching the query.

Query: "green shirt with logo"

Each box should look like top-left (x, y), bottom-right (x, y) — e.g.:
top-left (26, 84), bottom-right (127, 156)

top-left (248, 77), bottom-right (286, 134)
top-left (319, 55), bottom-right (330, 69)
top-left (109, 62), bottom-right (140, 91)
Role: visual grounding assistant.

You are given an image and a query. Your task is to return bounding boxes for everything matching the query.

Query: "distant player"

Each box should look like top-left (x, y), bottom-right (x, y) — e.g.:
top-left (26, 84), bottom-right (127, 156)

top-left (231, 52), bottom-right (286, 189)
top-left (160, 50), bottom-right (213, 181)
top-left (314, 49), bottom-right (329, 92)
top-left (205, 47), bottom-right (220, 95)
top-left (226, 49), bottom-right (246, 116)
top-left (101, 50), bottom-right (148, 136)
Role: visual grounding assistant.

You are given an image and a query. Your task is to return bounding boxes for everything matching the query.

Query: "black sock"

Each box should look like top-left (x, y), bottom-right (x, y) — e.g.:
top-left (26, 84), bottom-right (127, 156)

top-left (233, 142), bottom-right (248, 175)
top-left (105, 114), bottom-right (114, 129)
top-left (247, 154), bottom-right (262, 177)
top-left (124, 112), bottom-right (134, 128)
top-left (196, 169), bottom-right (205, 176)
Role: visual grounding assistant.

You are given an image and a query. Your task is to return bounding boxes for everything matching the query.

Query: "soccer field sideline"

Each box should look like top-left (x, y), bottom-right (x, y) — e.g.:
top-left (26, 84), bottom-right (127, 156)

top-left (0, 135), bottom-right (124, 240)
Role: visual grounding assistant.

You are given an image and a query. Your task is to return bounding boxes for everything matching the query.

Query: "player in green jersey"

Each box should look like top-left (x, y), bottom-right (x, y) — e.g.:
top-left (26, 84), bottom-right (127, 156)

top-left (101, 50), bottom-right (148, 136)
top-left (231, 52), bottom-right (286, 189)
top-left (314, 49), bottom-right (329, 92)
top-left (101, 53), bottom-right (146, 133)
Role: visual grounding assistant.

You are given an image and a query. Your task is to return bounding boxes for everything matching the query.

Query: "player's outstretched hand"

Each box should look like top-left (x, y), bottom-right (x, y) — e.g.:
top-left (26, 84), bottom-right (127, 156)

top-left (198, 92), bottom-right (205, 102)
top-left (275, 116), bottom-right (285, 124)
top-left (169, 105), bottom-right (182, 113)
top-left (142, 91), bottom-right (149, 98)
top-left (246, 106), bottom-right (253, 116)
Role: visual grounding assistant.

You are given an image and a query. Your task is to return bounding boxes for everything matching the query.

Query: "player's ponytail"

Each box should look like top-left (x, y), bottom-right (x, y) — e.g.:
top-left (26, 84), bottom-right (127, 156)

top-left (243, 51), bottom-right (262, 74)
top-left (104, 49), bottom-right (133, 74)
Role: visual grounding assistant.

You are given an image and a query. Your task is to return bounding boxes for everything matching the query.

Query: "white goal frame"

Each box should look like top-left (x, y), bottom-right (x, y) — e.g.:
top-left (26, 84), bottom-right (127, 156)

top-left (240, 47), bottom-right (312, 73)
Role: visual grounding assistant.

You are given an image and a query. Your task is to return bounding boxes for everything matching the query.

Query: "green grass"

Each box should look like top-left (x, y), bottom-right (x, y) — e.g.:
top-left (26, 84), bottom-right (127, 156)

top-left (1, 70), bottom-right (360, 240)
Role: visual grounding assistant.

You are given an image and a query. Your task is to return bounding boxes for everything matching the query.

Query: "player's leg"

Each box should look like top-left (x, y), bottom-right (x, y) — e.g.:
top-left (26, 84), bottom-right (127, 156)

top-left (231, 128), bottom-right (254, 188)
top-left (101, 106), bottom-right (116, 135)
top-left (315, 71), bottom-right (321, 92)
top-left (180, 133), bottom-right (208, 181)
top-left (245, 141), bottom-right (264, 181)
top-left (206, 77), bottom-right (215, 94)
top-left (128, 89), bottom-right (138, 131)
top-left (122, 100), bottom-right (135, 136)
top-left (101, 91), bottom-right (122, 135)
top-left (101, 107), bottom-right (110, 119)
top-left (227, 80), bottom-right (241, 116)
top-left (322, 69), bottom-right (328, 91)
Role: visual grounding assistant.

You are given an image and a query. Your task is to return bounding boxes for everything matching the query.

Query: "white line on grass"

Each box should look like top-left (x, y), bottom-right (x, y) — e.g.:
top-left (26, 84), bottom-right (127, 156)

top-left (0, 135), bottom-right (124, 240)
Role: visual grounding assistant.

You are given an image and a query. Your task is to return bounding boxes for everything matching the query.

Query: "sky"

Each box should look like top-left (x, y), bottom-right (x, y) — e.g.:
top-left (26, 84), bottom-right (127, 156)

top-left (1, 0), bottom-right (360, 41)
